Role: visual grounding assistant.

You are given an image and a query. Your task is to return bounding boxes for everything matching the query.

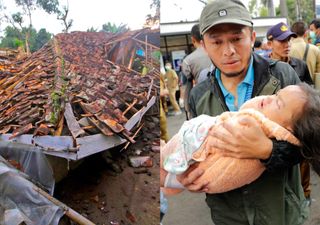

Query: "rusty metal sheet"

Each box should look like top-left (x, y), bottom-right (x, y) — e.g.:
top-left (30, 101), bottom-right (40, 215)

top-left (64, 102), bottom-right (85, 138)
top-left (76, 134), bottom-right (126, 160)
top-left (125, 96), bottom-right (156, 131)
top-left (0, 133), bottom-right (77, 160)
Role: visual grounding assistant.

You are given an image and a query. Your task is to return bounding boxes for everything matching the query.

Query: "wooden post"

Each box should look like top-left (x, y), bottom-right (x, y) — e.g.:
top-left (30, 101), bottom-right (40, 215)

top-left (33, 186), bottom-right (96, 225)
top-left (145, 35), bottom-right (148, 67)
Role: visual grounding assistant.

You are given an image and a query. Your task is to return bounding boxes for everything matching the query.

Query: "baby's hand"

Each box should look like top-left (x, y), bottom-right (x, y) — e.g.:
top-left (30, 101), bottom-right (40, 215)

top-left (206, 116), bottom-right (272, 159)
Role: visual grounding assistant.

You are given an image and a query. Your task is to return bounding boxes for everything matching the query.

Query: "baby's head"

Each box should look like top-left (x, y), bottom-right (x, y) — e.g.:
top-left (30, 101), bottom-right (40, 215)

top-left (292, 83), bottom-right (320, 175)
top-left (242, 83), bottom-right (320, 175)
top-left (240, 84), bottom-right (308, 131)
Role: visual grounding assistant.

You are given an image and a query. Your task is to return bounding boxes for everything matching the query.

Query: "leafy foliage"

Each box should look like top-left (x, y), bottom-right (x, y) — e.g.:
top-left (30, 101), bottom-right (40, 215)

top-left (0, 26), bottom-right (52, 52)
top-left (57, 3), bottom-right (73, 33)
top-left (286, 0), bottom-right (314, 25)
top-left (36, 0), bottom-right (59, 14)
top-left (12, 12), bottom-right (23, 26)
top-left (34, 28), bottom-right (52, 50)
top-left (101, 22), bottom-right (129, 34)
top-left (144, 0), bottom-right (159, 28)
top-left (87, 27), bottom-right (98, 32)
top-left (248, 0), bottom-right (314, 24)
top-left (0, 26), bottom-right (24, 49)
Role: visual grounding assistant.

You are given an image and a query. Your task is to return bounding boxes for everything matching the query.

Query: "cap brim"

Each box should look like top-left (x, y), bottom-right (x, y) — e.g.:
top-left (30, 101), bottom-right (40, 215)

top-left (202, 18), bottom-right (253, 35)
top-left (274, 32), bottom-right (297, 41)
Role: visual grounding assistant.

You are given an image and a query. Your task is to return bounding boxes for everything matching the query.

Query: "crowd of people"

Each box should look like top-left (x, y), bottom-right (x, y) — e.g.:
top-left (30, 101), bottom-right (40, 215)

top-left (160, 0), bottom-right (320, 224)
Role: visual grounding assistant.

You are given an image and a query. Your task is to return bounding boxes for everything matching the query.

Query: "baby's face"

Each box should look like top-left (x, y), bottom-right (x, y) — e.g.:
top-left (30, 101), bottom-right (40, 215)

top-left (241, 85), bottom-right (307, 130)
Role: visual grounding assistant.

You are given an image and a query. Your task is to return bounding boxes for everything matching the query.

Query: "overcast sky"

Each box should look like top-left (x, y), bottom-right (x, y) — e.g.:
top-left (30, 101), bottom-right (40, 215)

top-left (1, 0), bottom-right (155, 34)
top-left (160, 0), bottom-right (280, 23)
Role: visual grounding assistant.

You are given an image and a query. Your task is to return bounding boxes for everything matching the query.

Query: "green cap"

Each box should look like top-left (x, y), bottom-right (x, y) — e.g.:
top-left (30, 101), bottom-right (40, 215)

top-left (200, 0), bottom-right (253, 35)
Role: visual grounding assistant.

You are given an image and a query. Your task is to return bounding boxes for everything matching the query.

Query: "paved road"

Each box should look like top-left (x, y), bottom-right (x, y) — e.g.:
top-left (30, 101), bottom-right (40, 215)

top-left (162, 111), bottom-right (320, 225)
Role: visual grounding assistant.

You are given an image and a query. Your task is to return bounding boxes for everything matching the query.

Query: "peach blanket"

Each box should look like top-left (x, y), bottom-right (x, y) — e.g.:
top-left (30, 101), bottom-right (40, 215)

top-left (161, 109), bottom-right (300, 194)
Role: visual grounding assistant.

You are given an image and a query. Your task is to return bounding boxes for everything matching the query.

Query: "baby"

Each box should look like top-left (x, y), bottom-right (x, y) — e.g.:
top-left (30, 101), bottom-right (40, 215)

top-left (161, 83), bottom-right (320, 194)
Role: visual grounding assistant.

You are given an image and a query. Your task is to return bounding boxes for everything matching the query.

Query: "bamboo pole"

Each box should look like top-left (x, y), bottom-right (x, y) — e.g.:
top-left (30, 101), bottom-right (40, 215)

top-left (145, 35), bottom-right (148, 68)
top-left (121, 122), bottom-right (144, 151)
top-left (127, 47), bottom-right (136, 70)
top-left (33, 186), bottom-right (95, 225)
top-left (122, 98), bottom-right (138, 116)
top-left (132, 38), bottom-right (159, 50)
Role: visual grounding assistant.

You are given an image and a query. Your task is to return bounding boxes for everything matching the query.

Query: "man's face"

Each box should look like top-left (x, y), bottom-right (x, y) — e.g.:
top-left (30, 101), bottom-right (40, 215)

top-left (310, 24), bottom-right (320, 36)
top-left (268, 37), bottom-right (291, 59)
top-left (202, 24), bottom-right (255, 78)
top-left (241, 85), bottom-right (307, 130)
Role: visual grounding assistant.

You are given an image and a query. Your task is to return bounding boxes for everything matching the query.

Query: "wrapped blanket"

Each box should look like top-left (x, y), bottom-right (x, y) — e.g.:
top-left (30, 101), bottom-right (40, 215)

top-left (161, 108), bottom-right (299, 194)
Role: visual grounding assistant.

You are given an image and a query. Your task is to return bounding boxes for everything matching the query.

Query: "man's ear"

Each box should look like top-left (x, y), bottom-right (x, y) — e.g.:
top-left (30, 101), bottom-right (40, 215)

top-left (251, 30), bottom-right (256, 47)
top-left (201, 39), bottom-right (207, 51)
top-left (191, 36), bottom-right (196, 46)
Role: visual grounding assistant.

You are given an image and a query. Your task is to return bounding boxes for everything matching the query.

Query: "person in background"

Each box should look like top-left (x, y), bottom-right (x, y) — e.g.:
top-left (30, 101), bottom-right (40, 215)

top-left (253, 39), bottom-right (269, 58)
top-left (267, 22), bottom-right (313, 84)
top-left (176, 1), bottom-right (309, 224)
top-left (160, 74), bottom-right (169, 142)
top-left (290, 21), bottom-right (320, 82)
top-left (261, 38), bottom-right (272, 56)
top-left (160, 138), bottom-right (168, 225)
top-left (160, 191), bottom-right (168, 224)
top-left (290, 21), bottom-right (320, 204)
top-left (182, 24), bottom-right (212, 119)
top-left (178, 58), bottom-right (188, 109)
top-left (164, 62), bottom-right (182, 116)
top-left (309, 19), bottom-right (320, 46)
top-left (267, 23), bottom-right (313, 201)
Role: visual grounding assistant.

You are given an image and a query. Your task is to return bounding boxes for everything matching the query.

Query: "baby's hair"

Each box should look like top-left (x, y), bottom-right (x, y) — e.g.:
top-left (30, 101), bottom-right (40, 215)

top-left (293, 83), bottom-right (320, 175)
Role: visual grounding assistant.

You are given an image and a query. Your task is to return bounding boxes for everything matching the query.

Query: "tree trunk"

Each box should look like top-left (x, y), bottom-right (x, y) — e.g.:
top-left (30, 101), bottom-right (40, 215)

top-left (25, 31), bottom-right (30, 55)
top-left (26, 6), bottom-right (32, 55)
top-left (296, 0), bottom-right (302, 21)
top-left (314, 0), bottom-right (317, 18)
top-left (267, 0), bottom-right (275, 17)
top-left (279, 0), bottom-right (288, 18)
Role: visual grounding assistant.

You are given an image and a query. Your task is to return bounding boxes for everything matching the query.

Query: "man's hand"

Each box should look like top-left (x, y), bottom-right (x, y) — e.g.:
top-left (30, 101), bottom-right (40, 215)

top-left (176, 163), bottom-right (209, 192)
top-left (206, 116), bottom-right (273, 160)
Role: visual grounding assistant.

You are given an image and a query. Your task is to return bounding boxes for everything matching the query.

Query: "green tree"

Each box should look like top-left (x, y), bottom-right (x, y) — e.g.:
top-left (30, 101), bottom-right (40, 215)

top-left (87, 27), bottom-right (98, 32)
top-left (36, 0), bottom-right (59, 13)
top-left (260, 6), bottom-right (269, 17)
top-left (12, 0), bottom-right (59, 54)
top-left (101, 22), bottom-right (129, 34)
top-left (0, 26), bottom-right (23, 49)
top-left (248, 0), bottom-right (258, 17)
top-left (56, 0), bottom-right (73, 33)
top-left (285, 0), bottom-right (314, 25)
top-left (0, 25), bottom-right (52, 52)
top-left (34, 28), bottom-right (52, 50)
top-left (144, 0), bottom-right (160, 28)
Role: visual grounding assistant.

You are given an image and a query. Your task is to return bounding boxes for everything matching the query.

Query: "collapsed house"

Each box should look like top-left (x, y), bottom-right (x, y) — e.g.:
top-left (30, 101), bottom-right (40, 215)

top-left (0, 29), bottom-right (160, 160)
top-left (0, 28), bottom-right (159, 225)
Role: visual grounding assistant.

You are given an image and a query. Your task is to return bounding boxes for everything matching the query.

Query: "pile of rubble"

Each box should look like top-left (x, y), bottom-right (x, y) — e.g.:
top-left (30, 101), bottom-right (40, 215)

top-left (0, 29), bottom-right (159, 151)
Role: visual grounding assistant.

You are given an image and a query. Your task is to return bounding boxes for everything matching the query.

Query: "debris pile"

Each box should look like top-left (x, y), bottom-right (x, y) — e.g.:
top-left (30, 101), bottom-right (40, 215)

top-left (0, 29), bottom-right (159, 149)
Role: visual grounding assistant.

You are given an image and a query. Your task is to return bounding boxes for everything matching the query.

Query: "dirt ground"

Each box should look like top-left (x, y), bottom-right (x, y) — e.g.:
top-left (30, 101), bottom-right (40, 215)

top-left (54, 115), bottom-right (160, 225)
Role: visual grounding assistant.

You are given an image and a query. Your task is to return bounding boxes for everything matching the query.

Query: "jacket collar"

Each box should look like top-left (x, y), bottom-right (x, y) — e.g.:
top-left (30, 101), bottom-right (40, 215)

top-left (252, 52), bottom-right (276, 96)
top-left (208, 52), bottom-right (277, 108)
